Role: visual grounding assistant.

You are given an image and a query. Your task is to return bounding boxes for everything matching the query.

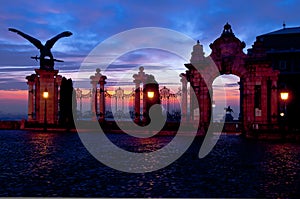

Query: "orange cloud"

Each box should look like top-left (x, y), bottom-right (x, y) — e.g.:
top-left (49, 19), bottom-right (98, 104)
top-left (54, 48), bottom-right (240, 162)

top-left (0, 90), bottom-right (27, 101)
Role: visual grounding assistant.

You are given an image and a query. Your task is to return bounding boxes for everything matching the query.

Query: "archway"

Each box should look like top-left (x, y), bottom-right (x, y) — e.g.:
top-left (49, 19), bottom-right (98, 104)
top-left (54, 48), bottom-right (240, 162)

top-left (212, 74), bottom-right (240, 122)
top-left (183, 23), bottom-right (280, 133)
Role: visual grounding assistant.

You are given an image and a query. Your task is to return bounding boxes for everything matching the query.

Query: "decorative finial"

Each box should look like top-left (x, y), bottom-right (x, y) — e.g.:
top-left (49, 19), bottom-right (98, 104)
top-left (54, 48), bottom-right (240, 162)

top-left (222, 22), bottom-right (234, 36)
top-left (224, 22), bottom-right (231, 30)
top-left (197, 40), bottom-right (200, 44)
top-left (283, 21), bottom-right (286, 29)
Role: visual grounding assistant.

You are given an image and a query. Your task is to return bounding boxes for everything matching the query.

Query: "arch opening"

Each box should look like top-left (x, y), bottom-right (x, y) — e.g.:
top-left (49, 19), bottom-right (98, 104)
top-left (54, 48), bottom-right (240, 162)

top-left (212, 74), bottom-right (240, 123)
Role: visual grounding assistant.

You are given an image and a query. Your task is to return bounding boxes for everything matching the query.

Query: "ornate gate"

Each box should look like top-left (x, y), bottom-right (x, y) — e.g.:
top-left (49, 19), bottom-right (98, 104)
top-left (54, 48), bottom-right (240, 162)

top-left (182, 23), bottom-right (279, 132)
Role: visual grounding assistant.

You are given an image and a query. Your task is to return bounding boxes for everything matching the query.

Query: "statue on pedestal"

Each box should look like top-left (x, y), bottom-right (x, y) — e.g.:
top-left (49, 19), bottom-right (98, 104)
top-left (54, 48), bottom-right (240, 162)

top-left (8, 28), bottom-right (72, 70)
top-left (224, 105), bottom-right (234, 122)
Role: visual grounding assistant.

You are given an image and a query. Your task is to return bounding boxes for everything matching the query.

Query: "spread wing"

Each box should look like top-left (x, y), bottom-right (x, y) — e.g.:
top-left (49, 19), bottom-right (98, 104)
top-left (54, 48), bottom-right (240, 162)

top-left (45, 31), bottom-right (73, 49)
top-left (8, 28), bottom-right (43, 49)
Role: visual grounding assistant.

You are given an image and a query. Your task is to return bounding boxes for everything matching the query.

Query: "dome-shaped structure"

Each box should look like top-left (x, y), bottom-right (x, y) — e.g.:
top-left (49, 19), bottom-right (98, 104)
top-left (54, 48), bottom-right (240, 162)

top-left (209, 23), bottom-right (247, 76)
top-left (190, 40), bottom-right (205, 65)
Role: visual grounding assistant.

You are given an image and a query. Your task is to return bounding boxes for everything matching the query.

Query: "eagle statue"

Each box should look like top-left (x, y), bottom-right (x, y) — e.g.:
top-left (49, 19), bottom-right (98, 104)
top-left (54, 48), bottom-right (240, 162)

top-left (8, 28), bottom-right (72, 70)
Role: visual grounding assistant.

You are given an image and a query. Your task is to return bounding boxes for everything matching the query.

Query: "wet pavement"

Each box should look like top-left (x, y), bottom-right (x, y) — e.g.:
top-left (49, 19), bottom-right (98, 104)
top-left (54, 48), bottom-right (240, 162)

top-left (0, 130), bottom-right (299, 198)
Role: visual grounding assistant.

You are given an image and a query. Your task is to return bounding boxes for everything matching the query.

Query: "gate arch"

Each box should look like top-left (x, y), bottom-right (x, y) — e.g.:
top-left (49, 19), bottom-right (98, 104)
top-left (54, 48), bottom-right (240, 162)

top-left (183, 23), bottom-right (279, 132)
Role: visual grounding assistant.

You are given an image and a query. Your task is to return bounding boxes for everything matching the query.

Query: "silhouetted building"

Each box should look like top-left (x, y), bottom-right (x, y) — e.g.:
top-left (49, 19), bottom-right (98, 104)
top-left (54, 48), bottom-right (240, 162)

top-left (252, 26), bottom-right (300, 129)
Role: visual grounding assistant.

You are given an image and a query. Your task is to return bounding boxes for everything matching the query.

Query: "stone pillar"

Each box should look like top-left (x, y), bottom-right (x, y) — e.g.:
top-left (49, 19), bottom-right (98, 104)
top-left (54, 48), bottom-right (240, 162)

top-left (142, 83), bottom-right (147, 123)
top-left (115, 95), bottom-right (118, 113)
top-left (134, 80), bottom-right (141, 123)
top-left (180, 74), bottom-right (188, 122)
top-left (90, 68), bottom-right (107, 121)
top-left (271, 78), bottom-right (278, 123)
top-left (34, 69), bottom-right (59, 124)
top-left (243, 79), bottom-right (255, 130)
top-left (54, 75), bottom-right (62, 124)
top-left (203, 85), bottom-right (211, 124)
top-left (35, 78), bottom-right (40, 122)
top-left (261, 78), bottom-right (268, 123)
top-left (76, 88), bottom-right (83, 116)
top-left (99, 76), bottom-right (107, 122)
top-left (189, 82), bottom-right (195, 121)
top-left (122, 96), bottom-right (124, 112)
top-left (133, 67), bottom-right (148, 124)
top-left (238, 78), bottom-right (244, 122)
top-left (198, 76), bottom-right (211, 129)
top-left (90, 82), bottom-right (97, 120)
top-left (26, 79), bottom-right (35, 121)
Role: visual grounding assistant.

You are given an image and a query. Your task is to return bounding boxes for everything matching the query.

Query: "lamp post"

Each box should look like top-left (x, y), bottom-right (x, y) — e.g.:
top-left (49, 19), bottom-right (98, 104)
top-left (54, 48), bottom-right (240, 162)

top-left (43, 89), bottom-right (49, 131)
top-left (212, 100), bottom-right (216, 108)
top-left (143, 90), bottom-right (155, 124)
top-left (280, 90), bottom-right (289, 131)
top-left (143, 76), bottom-right (160, 125)
top-left (280, 91), bottom-right (289, 115)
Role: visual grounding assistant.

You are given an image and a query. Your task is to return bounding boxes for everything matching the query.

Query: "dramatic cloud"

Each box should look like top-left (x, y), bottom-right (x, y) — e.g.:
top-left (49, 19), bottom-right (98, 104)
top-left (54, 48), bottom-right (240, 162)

top-left (1, 0), bottom-right (300, 117)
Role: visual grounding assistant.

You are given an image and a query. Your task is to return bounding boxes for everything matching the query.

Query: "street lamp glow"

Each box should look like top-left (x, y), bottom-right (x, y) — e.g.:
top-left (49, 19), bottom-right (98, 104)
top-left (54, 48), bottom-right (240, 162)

top-left (43, 91), bottom-right (49, 99)
top-left (280, 112), bottom-right (285, 117)
top-left (43, 89), bottom-right (48, 131)
top-left (147, 91), bottom-right (154, 99)
top-left (280, 92), bottom-right (289, 101)
top-left (212, 100), bottom-right (216, 108)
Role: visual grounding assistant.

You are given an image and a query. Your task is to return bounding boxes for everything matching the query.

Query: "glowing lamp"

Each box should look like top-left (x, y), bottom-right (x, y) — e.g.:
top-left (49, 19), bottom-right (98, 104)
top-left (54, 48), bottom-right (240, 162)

top-left (147, 91), bottom-right (154, 99)
top-left (43, 91), bottom-right (49, 99)
top-left (280, 112), bottom-right (285, 117)
top-left (212, 100), bottom-right (216, 108)
top-left (280, 92), bottom-right (289, 101)
top-left (43, 89), bottom-right (48, 131)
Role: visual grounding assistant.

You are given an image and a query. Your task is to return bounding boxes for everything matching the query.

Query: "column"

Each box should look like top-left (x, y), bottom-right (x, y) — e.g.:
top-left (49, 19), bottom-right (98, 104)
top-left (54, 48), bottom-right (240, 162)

top-left (238, 79), bottom-right (244, 122)
top-left (260, 78), bottom-right (267, 123)
top-left (115, 96), bottom-right (118, 113)
top-left (90, 68), bottom-right (107, 121)
top-left (99, 76), bottom-right (106, 122)
top-left (132, 66), bottom-right (149, 124)
top-left (35, 78), bottom-right (40, 121)
top-left (270, 79), bottom-right (278, 123)
top-left (27, 81), bottom-right (34, 121)
top-left (91, 82), bottom-right (97, 120)
top-left (142, 83), bottom-right (147, 123)
top-left (189, 79), bottom-right (196, 121)
top-left (243, 80), bottom-right (255, 130)
top-left (33, 69), bottom-right (59, 124)
top-left (180, 74), bottom-right (188, 122)
top-left (134, 80), bottom-right (141, 123)
top-left (55, 75), bottom-right (62, 124)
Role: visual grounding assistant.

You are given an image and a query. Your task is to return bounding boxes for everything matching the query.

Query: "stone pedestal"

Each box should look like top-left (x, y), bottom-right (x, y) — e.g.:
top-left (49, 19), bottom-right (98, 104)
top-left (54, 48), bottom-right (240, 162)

top-left (133, 67), bottom-right (148, 124)
top-left (90, 68), bottom-right (107, 122)
top-left (180, 74), bottom-right (188, 122)
top-left (26, 69), bottom-right (62, 124)
top-left (35, 69), bottom-right (60, 124)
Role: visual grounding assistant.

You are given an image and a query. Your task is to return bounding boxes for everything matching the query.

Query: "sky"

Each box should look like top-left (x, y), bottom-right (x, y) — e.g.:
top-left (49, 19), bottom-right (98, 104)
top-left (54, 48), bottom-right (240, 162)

top-left (1, 0), bottom-right (300, 119)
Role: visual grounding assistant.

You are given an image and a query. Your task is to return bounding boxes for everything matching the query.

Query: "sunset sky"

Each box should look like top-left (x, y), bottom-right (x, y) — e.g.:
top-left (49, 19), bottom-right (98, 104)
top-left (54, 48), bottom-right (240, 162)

top-left (1, 0), bottom-right (300, 119)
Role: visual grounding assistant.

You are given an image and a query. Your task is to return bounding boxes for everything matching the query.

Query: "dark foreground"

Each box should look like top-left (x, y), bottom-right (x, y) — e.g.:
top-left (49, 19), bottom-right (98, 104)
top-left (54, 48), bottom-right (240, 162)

top-left (0, 130), bottom-right (299, 198)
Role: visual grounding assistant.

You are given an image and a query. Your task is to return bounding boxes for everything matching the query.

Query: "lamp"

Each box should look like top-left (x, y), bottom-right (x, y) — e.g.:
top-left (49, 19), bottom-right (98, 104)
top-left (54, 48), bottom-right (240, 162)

top-left (212, 100), bottom-right (216, 108)
top-left (43, 89), bottom-right (48, 131)
top-left (43, 90), bottom-right (49, 99)
top-left (147, 91), bottom-right (154, 99)
top-left (280, 89), bottom-right (289, 131)
top-left (280, 92), bottom-right (289, 101)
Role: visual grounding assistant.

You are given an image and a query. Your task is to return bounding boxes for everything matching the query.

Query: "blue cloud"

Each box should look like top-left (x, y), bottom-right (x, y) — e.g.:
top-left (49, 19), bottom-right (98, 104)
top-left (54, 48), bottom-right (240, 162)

top-left (1, 0), bottom-right (300, 92)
